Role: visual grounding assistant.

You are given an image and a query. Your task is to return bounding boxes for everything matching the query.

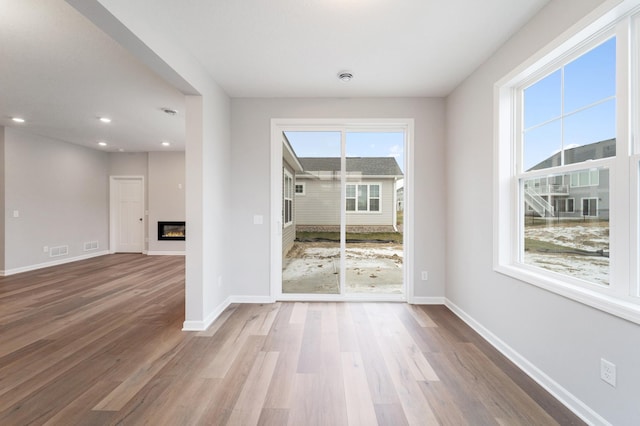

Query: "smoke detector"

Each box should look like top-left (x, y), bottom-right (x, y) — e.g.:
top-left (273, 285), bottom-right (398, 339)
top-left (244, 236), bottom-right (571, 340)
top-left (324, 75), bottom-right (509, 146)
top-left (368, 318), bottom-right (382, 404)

top-left (338, 72), bottom-right (353, 82)
top-left (162, 108), bottom-right (178, 116)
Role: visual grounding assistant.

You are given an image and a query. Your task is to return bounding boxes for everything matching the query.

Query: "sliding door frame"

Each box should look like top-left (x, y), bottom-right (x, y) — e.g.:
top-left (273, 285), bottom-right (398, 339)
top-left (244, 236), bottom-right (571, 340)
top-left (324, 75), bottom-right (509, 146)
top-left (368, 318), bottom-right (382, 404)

top-left (270, 118), bottom-right (415, 302)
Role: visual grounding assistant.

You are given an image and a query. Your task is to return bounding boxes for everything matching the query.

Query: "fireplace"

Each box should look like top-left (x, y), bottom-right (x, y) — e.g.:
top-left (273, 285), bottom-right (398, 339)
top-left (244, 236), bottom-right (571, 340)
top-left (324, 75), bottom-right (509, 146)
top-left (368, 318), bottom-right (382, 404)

top-left (158, 221), bottom-right (186, 241)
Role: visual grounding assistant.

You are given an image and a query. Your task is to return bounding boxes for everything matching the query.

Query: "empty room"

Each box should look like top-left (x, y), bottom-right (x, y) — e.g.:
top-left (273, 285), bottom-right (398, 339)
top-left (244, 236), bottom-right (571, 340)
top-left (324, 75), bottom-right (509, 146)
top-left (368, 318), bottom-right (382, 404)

top-left (1, 0), bottom-right (639, 424)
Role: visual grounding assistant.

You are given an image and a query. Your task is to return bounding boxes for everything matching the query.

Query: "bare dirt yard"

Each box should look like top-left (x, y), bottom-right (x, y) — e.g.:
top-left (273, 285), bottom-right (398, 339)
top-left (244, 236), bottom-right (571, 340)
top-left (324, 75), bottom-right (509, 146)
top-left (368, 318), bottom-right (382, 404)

top-left (282, 241), bottom-right (403, 294)
top-left (524, 220), bottom-right (609, 285)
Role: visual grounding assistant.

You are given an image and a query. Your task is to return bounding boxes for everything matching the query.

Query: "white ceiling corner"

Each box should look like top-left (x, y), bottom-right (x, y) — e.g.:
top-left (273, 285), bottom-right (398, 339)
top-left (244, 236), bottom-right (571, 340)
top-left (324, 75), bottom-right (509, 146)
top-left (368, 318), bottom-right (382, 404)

top-left (0, 0), bottom-right (551, 152)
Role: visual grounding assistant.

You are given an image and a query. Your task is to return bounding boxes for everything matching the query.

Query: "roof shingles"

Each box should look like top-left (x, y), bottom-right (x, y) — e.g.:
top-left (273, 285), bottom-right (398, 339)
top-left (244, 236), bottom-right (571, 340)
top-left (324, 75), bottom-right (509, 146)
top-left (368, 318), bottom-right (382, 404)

top-left (298, 157), bottom-right (403, 176)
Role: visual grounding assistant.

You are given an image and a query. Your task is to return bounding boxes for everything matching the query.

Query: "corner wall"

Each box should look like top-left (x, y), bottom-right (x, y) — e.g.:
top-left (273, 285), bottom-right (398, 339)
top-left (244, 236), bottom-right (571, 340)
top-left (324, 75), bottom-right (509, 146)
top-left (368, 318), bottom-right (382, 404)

top-left (73, 0), bottom-right (233, 329)
top-left (445, 0), bottom-right (640, 423)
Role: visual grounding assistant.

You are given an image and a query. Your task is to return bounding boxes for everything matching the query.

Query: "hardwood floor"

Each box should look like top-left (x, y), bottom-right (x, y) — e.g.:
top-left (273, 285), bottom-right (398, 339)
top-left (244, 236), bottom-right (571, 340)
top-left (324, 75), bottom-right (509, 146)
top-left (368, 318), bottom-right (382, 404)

top-left (0, 254), bottom-right (584, 425)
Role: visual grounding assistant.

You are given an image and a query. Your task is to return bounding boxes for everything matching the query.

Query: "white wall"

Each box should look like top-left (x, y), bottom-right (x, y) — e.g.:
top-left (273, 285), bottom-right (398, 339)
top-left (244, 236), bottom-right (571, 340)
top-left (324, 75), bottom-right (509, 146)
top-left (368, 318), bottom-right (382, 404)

top-left (108, 152), bottom-right (148, 176)
top-left (446, 0), bottom-right (640, 423)
top-left (230, 98), bottom-right (445, 299)
top-left (148, 151), bottom-right (185, 253)
top-left (0, 128), bottom-right (5, 270)
top-left (3, 127), bottom-right (109, 273)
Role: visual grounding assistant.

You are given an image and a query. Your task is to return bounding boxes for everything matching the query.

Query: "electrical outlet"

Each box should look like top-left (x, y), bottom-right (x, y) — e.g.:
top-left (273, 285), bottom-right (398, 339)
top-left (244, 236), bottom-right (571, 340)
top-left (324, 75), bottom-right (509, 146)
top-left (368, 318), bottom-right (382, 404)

top-left (43, 246), bottom-right (48, 253)
top-left (421, 271), bottom-right (428, 280)
top-left (601, 358), bottom-right (616, 387)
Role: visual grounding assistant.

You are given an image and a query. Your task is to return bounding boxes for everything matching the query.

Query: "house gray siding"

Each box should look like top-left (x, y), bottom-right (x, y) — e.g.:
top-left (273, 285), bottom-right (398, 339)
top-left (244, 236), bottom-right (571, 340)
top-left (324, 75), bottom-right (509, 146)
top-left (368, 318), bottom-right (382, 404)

top-left (295, 177), bottom-right (396, 227)
top-left (294, 176), bottom-right (341, 226)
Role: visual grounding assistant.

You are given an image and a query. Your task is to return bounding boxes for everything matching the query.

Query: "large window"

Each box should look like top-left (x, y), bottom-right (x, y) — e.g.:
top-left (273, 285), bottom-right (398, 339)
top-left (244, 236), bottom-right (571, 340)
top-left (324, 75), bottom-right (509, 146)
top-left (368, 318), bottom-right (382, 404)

top-left (520, 37), bottom-right (615, 286)
top-left (346, 183), bottom-right (381, 212)
top-left (495, 2), bottom-right (640, 323)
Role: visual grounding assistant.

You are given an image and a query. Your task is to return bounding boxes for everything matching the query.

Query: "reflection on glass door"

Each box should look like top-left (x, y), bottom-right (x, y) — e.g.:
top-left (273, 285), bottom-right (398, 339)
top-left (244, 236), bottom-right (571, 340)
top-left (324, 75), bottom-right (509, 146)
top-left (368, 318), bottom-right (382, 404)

top-left (282, 131), bottom-right (341, 294)
top-left (345, 132), bottom-right (404, 295)
top-left (280, 129), bottom-right (405, 297)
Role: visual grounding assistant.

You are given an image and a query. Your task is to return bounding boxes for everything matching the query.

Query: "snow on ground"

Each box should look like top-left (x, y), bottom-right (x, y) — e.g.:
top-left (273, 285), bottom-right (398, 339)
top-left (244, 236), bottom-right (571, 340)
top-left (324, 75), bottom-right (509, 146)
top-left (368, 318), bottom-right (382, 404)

top-left (282, 242), bottom-right (403, 294)
top-left (525, 223), bottom-right (609, 251)
top-left (524, 222), bottom-right (609, 285)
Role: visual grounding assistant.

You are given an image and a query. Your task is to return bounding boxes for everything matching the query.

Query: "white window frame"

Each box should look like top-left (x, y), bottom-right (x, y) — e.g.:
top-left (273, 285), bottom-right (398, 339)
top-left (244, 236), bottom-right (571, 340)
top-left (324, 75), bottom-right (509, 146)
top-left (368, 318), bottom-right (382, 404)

top-left (570, 169), bottom-right (600, 187)
top-left (346, 182), bottom-right (382, 213)
top-left (294, 182), bottom-right (305, 196)
top-left (270, 118), bottom-right (415, 303)
top-left (494, 0), bottom-right (640, 324)
top-left (283, 169), bottom-right (293, 228)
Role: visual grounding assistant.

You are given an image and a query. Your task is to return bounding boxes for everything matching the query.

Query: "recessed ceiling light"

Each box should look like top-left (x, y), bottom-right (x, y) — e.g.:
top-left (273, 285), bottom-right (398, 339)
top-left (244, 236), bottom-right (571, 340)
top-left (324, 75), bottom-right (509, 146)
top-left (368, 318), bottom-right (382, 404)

top-left (161, 141), bottom-right (171, 147)
top-left (337, 71), bottom-right (353, 82)
top-left (99, 117), bottom-right (111, 123)
top-left (162, 108), bottom-right (178, 116)
top-left (12, 117), bottom-right (25, 123)
top-left (98, 141), bottom-right (107, 147)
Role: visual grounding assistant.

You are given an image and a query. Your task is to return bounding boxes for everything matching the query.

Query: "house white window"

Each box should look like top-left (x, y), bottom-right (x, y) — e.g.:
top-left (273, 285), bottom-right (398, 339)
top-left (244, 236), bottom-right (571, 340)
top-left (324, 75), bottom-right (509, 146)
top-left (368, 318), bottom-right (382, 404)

top-left (495, 1), bottom-right (640, 323)
top-left (283, 169), bottom-right (293, 227)
top-left (295, 182), bottom-right (305, 195)
top-left (570, 170), bottom-right (600, 187)
top-left (346, 183), bottom-right (381, 212)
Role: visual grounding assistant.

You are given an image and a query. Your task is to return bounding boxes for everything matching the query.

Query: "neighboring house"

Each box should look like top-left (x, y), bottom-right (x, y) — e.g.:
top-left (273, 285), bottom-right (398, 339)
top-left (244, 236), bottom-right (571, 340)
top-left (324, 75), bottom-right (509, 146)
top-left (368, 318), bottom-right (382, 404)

top-left (524, 138), bottom-right (613, 219)
top-left (397, 186), bottom-right (404, 211)
top-left (282, 135), bottom-right (304, 256)
top-left (294, 157), bottom-right (404, 232)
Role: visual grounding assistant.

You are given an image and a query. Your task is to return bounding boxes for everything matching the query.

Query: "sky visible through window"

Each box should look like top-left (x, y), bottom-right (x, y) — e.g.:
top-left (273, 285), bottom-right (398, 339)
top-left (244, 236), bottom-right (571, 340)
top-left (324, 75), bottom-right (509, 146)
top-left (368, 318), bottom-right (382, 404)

top-left (284, 131), bottom-right (405, 173)
top-left (523, 37), bottom-right (616, 171)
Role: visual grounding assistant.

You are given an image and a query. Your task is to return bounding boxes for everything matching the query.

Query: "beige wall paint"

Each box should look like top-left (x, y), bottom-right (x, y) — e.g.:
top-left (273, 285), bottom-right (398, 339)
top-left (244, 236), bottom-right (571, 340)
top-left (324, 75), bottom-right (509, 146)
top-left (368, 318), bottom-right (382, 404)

top-left (3, 127), bottom-right (109, 272)
top-left (0, 128), bottom-right (5, 270)
top-left (446, 0), bottom-right (640, 423)
top-left (148, 151), bottom-right (185, 253)
top-left (230, 97), bottom-right (445, 299)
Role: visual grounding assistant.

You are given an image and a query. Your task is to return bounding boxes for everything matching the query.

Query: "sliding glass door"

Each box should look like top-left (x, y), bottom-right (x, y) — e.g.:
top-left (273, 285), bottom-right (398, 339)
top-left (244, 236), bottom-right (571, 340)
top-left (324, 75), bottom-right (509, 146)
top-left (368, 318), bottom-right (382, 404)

top-left (280, 128), bottom-right (405, 298)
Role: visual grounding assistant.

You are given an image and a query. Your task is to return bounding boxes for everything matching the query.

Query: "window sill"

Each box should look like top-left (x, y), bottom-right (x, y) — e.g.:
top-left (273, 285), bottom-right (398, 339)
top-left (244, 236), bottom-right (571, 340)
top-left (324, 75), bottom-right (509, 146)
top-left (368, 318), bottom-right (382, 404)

top-left (495, 263), bottom-right (640, 325)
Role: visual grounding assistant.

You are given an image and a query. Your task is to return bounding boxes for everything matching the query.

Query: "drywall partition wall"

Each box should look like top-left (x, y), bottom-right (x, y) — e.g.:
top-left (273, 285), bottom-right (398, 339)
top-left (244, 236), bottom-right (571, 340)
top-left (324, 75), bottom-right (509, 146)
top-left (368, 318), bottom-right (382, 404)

top-left (229, 98), bottom-right (445, 300)
top-left (108, 152), bottom-right (148, 176)
top-left (0, 128), bottom-right (5, 271)
top-left (71, 0), bottom-right (233, 330)
top-left (3, 128), bottom-right (109, 274)
top-left (147, 151), bottom-right (185, 254)
top-left (445, 0), bottom-right (640, 423)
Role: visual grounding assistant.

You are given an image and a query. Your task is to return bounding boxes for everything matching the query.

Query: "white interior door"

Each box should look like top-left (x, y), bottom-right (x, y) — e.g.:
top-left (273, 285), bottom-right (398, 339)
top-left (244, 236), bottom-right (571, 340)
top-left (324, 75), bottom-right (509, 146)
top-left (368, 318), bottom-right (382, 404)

top-left (110, 177), bottom-right (144, 253)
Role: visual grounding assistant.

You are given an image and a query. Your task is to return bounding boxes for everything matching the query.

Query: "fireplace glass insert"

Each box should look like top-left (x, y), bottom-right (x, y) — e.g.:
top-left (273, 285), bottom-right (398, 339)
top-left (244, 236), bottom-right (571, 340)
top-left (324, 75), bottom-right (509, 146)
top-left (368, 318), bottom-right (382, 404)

top-left (158, 221), bottom-right (186, 241)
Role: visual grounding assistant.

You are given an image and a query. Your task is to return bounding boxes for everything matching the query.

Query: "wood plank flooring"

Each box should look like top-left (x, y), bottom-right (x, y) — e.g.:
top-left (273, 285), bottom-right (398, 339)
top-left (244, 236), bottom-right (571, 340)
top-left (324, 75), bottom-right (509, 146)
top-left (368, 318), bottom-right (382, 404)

top-left (0, 254), bottom-right (585, 425)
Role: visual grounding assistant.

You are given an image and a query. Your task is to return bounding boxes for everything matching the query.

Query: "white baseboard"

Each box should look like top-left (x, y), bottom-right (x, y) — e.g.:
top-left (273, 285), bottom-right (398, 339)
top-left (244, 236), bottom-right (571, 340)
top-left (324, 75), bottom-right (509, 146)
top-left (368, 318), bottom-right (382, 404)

top-left (182, 296), bottom-right (233, 331)
top-left (410, 296), bottom-right (446, 304)
top-left (444, 299), bottom-right (609, 426)
top-left (147, 251), bottom-right (186, 256)
top-left (0, 250), bottom-right (110, 276)
top-left (182, 295), bottom-right (275, 331)
top-left (230, 295), bottom-right (274, 304)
